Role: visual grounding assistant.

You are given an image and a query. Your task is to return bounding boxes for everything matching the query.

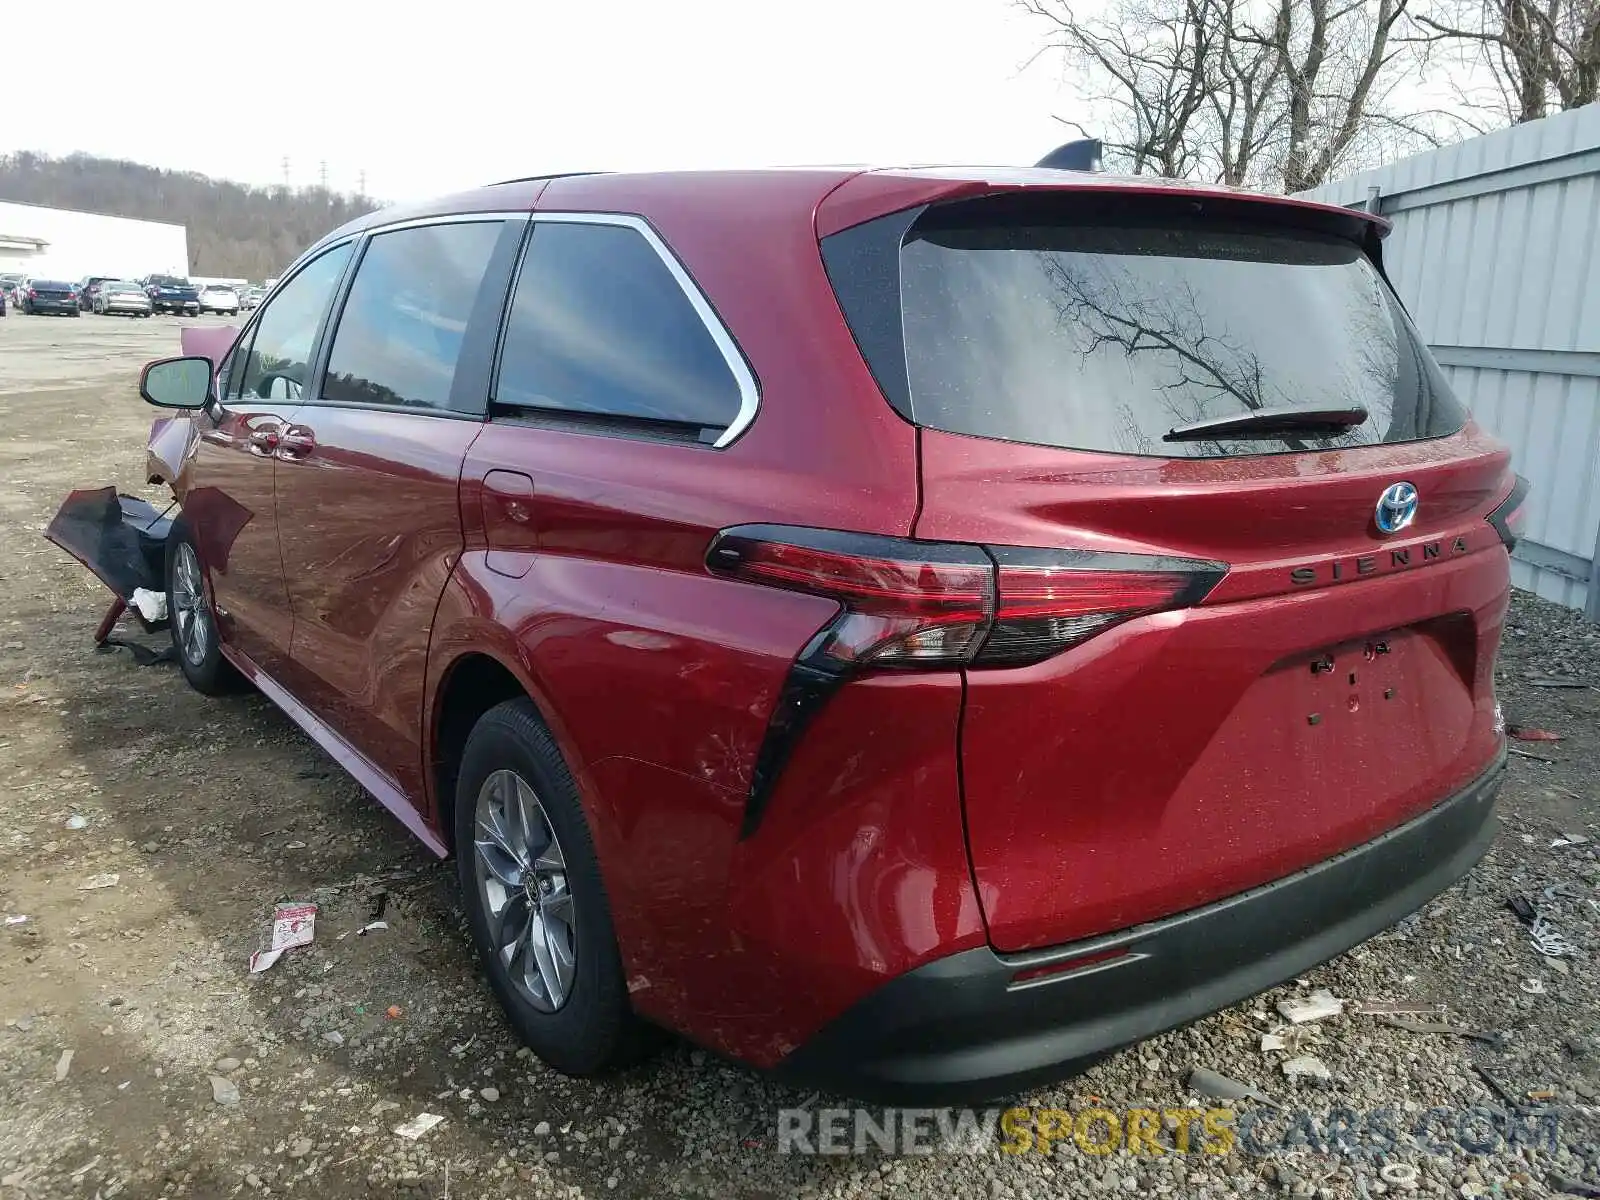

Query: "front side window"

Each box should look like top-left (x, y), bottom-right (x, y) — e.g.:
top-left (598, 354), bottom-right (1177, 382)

top-left (233, 243), bottom-right (354, 403)
top-left (320, 221), bottom-right (504, 413)
top-left (494, 220), bottom-right (745, 434)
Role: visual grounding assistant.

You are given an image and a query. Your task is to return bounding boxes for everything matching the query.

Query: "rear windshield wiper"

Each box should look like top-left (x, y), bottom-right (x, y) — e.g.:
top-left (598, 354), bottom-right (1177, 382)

top-left (1163, 405), bottom-right (1370, 442)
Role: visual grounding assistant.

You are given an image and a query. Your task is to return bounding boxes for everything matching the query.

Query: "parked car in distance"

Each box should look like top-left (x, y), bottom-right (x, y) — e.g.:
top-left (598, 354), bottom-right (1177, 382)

top-left (113, 166), bottom-right (1522, 1104)
top-left (0, 272), bottom-right (25, 305)
top-left (22, 279), bottom-right (80, 316)
top-left (143, 274), bottom-right (200, 315)
top-left (78, 275), bottom-right (117, 311)
top-left (197, 284), bottom-right (240, 315)
top-left (95, 280), bottom-right (153, 317)
top-left (239, 286), bottom-right (264, 310)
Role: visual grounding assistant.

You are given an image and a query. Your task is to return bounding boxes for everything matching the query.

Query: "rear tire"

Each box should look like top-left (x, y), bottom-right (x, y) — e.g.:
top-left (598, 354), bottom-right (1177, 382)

top-left (454, 698), bottom-right (654, 1076)
top-left (165, 520), bottom-right (242, 696)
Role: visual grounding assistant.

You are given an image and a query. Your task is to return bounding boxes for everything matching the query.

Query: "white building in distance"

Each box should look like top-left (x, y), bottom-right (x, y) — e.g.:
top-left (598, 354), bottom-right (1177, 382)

top-left (0, 200), bottom-right (188, 280)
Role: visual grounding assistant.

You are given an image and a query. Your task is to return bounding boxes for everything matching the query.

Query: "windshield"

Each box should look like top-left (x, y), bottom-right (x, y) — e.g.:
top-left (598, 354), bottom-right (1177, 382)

top-left (106, 282), bottom-right (142, 294)
top-left (151, 276), bottom-right (188, 287)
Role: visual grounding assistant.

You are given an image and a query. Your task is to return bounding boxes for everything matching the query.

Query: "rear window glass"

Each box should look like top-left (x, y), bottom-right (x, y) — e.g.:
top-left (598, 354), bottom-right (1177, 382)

top-left (838, 204), bottom-right (1467, 458)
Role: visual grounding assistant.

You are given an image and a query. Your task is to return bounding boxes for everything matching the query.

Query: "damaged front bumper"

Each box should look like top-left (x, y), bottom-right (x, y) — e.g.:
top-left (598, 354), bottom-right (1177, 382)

top-left (45, 486), bottom-right (174, 643)
top-left (45, 326), bottom-right (229, 650)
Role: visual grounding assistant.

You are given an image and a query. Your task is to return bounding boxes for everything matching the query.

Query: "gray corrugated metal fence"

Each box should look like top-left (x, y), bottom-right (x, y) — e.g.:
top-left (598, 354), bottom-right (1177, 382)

top-left (1298, 104), bottom-right (1600, 618)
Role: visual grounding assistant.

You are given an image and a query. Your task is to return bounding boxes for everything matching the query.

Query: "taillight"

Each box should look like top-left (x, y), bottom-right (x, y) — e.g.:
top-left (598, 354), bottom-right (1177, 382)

top-left (707, 528), bottom-right (993, 667)
top-left (982, 548), bottom-right (1223, 666)
top-left (1487, 474), bottom-right (1529, 551)
top-left (28, 288), bottom-right (37, 298)
top-left (707, 525), bottom-right (1226, 834)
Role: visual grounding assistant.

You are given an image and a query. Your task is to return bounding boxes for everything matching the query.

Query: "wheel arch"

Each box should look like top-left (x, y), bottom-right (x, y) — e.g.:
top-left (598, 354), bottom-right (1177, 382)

top-left (428, 649), bottom-right (532, 855)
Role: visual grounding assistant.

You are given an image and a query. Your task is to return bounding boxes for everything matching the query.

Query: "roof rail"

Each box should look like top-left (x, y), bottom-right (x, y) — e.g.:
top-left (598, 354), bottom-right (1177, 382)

top-left (486, 170), bottom-right (607, 187)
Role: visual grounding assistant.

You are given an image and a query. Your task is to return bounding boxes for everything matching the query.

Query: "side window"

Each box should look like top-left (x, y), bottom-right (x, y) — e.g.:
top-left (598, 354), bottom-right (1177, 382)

top-left (494, 221), bottom-right (746, 433)
top-left (234, 243), bottom-right (354, 403)
top-left (321, 221), bottom-right (505, 413)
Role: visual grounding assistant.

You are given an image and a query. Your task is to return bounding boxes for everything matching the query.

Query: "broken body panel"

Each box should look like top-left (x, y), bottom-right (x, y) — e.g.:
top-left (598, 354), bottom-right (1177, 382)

top-left (43, 326), bottom-right (237, 641)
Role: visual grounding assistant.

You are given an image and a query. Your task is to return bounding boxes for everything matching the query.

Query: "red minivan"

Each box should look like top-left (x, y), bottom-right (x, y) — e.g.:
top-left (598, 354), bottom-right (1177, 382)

top-left (87, 165), bottom-right (1523, 1101)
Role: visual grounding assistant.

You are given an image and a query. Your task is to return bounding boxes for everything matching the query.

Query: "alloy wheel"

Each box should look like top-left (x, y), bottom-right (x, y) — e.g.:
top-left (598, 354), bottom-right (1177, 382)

top-left (170, 542), bottom-right (211, 667)
top-left (473, 769), bottom-right (577, 1012)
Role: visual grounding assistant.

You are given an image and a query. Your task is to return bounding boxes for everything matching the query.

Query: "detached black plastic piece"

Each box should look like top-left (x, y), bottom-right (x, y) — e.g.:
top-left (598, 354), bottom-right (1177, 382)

top-left (1035, 138), bottom-right (1103, 172)
top-left (44, 486), bottom-right (172, 602)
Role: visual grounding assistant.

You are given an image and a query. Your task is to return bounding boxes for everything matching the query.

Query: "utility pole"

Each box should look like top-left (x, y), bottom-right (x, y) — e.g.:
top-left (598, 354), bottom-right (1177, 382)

top-left (281, 155), bottom-right (291, 187)
top-left (318, 160), bottom-right (328, 192)
top-left (357, 169), bottom-right (367, 198)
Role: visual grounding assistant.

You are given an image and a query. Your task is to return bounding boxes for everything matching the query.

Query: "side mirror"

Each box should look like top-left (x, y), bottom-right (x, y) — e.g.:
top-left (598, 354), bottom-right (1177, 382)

top-left (140, 356), bottom-right (215, 409)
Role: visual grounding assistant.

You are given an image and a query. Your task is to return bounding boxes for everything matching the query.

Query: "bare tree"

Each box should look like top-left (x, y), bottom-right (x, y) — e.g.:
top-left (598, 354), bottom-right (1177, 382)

top-left (1411, 0), bottom-right (1600, 123)
top-left (1020, 0), bottom-right (1452, 192)
top-left (1260, 0), bottom-right (1417, 191)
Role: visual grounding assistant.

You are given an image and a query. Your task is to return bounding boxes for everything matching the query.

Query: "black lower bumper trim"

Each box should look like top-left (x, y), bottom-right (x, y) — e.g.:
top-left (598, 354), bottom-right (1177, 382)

top-left (777, 754), bottom-right (1505, 1103)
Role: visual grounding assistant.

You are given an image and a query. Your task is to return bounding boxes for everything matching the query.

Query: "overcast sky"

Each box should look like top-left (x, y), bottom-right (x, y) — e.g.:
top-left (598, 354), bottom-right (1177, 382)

top-left (7, 0), bottom-right (1079, 202)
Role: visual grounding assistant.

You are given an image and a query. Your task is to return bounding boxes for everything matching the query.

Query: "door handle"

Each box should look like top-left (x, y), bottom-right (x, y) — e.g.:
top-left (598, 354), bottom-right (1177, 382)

top-left (276, 426), bottom-right (316, 459)
top-left (246, 427), bottom-right (281, 455)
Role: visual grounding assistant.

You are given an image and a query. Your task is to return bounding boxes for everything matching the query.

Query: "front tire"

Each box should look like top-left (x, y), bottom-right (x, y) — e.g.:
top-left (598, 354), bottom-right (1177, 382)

top-left (165, 521), bottom-right (241, 695)
top-left (455, 699), bottom-right (651, 1076)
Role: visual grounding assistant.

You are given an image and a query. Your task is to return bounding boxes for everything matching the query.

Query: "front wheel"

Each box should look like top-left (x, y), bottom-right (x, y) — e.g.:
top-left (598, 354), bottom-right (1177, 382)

top-left (455, 699), bottom-right (654, 1077)
top-left (165, 522), bottom-right (241, 695)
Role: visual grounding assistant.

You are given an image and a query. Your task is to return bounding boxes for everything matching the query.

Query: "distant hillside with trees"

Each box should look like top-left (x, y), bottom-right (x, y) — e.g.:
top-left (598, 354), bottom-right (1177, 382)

top-left (0, 151), bottom-right (381, 279)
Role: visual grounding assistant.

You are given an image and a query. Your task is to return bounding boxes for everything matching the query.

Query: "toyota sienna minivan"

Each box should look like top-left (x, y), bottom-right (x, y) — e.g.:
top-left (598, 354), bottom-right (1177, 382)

top-left (74, 164), bottom-right (1525, 1102)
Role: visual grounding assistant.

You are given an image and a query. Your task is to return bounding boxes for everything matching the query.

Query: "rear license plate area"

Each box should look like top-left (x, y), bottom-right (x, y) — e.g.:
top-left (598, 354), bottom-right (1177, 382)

top-left (1300, 632), bottom-right (1409, 725)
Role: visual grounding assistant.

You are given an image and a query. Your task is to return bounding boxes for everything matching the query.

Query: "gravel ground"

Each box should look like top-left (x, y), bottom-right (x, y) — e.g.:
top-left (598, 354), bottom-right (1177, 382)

top-left (0, 313), bottom-right (1598, 1199)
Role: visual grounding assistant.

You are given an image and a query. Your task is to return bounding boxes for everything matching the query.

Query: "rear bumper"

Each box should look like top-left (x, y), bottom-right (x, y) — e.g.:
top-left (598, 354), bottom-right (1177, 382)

top-left (29, 299), bottom-right (76, 312)
top-left (775, 752), bottom-right (1504, 1103)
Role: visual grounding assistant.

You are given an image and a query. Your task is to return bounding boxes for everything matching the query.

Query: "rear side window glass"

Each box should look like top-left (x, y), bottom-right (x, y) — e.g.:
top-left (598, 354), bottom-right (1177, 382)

top-left (832, 202), bottom-right (1468, 459)
top-left (235, 242), bottom-right (353, 403)
top-left (322, 221), bottom-right (505, 413)
top-left (494, 221), bottom-right (743, 433)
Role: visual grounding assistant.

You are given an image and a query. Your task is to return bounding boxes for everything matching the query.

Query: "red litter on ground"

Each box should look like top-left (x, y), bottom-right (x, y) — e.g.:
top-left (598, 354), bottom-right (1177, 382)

top-left (1507, 725), bottom-right (1563, 742)
top-left (248, 902), bottom-right (318, 973)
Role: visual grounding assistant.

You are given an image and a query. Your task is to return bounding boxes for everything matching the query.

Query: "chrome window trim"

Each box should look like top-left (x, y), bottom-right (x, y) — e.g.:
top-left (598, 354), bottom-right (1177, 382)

top-left (359, 210), bottom-right (533, 236)
top-left (517, 211), bottom-right (760, 449)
